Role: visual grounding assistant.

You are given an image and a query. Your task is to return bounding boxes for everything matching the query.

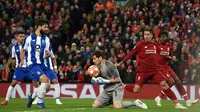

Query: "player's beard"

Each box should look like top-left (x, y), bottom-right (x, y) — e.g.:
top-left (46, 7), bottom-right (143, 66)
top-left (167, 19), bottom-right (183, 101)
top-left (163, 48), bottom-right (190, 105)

top-left (40, 30), bottom-right (45, 36)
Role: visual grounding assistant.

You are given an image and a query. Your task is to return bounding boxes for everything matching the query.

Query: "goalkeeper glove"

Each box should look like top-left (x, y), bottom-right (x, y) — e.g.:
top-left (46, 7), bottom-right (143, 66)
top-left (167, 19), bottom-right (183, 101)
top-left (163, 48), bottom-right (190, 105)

top-left (96, 77), bottom-right (110, 84)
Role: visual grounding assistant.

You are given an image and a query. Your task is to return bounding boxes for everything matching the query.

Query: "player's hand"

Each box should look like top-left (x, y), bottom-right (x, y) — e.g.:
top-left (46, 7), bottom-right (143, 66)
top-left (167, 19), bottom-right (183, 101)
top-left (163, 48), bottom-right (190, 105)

top-left (45, 50), bottom-right (51, 57)
top-left (19, 61), bottom-right (24, 68)
top-left (96, 77), bottom-right (110, 84)
top-left (165, 55), bottom-right (172, 60)
top-left (115, 62), bottom-right (122, 67)
top-left (54, 69), bottom-right (58, 74)
top-left (91, 77), bottom-right (98, 84)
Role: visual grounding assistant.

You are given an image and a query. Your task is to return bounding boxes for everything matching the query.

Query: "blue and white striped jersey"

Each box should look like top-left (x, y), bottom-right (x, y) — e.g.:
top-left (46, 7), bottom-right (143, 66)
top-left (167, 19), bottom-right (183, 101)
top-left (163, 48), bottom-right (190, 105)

top-left (22, 33), bottom-right (50, 66)
top-left (44, 48), bottom-right (55, 70)
top-left (10, 43), bottom-right (27, 68)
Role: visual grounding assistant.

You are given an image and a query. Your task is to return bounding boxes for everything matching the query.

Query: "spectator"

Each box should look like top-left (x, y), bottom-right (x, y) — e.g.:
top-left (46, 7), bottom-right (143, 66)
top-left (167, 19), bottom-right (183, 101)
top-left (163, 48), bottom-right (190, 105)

top-left (191, 69), bottom-right (199, 83)
top-left (183, 69), bottom-right (190, 84)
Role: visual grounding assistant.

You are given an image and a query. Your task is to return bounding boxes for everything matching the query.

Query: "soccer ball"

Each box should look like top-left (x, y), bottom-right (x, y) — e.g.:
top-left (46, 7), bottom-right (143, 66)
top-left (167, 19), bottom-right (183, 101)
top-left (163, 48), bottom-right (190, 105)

top-left (87, 65), bottom-right (100, 77)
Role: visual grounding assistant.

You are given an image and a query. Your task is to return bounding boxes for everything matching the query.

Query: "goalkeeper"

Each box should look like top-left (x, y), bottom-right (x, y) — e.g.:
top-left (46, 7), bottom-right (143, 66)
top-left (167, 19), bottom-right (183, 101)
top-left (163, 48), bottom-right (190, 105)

top-left (91, 51), bottom-right (148, 109)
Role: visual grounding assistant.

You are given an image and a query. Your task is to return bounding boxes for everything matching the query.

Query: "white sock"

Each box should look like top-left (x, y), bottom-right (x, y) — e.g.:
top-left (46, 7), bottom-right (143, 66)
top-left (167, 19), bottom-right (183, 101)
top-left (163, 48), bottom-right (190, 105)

top-left (54, 83), bottom-right (60, 99)
top-left (32, 88), bottom-right (38, 99)
top-left (5, 86), bottom-right (14, 101)
top-left (157, 96), bottom-right (161, 100)
top-left (37, 97), bottom-right (44, 103)
top-left (37, 83), bottom-right (48, 103)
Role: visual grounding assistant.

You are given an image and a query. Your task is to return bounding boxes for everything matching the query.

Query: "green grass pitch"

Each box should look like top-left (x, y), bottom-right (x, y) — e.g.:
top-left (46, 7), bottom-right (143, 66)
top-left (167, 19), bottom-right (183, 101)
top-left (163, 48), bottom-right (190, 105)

top-left (0, 98), bottom-right (199, 112)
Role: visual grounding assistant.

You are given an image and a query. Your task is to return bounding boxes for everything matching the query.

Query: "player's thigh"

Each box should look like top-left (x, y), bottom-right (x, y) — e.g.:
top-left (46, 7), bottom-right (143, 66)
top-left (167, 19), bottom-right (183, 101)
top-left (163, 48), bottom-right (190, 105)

top-left (46, 69), bottom-right (58, 83)
top-left (13, 68), bottom-right (27, 81)
top-left (30, 65), bottom-right (48, 82)
top-left (93, 90), bottom-right (111, 108)
top-left (135, 73), bottom-right (151, 90)
top-left (153, 71), bottom-right (169, 88)
top-left (167, 67), bottom-right (179, 81)
top-left (113, 86), bottom-right (124, 108)
top-left (10, 80), bottom-right (18, 87)
top-left (159, 70), bottom-right (174, 85)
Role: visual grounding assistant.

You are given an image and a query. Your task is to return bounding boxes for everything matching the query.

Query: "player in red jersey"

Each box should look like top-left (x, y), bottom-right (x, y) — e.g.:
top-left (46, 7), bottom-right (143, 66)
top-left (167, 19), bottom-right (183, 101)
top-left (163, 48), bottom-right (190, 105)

top-left (155, 31), bottom-right (199, 107)
top-left (116, 26), bottom-right (187, 109)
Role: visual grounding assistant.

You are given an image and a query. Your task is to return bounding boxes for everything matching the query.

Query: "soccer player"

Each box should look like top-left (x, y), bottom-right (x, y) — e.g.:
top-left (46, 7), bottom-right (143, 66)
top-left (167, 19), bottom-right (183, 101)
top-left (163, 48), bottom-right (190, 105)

top-left (1, 30), bottom-right (30, 106)
top-left (155, 31), bottom-right (198, 106)
top-left (32, 48), bottom-right (62, 104)
top-left (91, 51), bottom-right (148, 109)
top-left (19, 18), bottom-right (51, 108)
top-left (116, 26), bottom-right (187, 109)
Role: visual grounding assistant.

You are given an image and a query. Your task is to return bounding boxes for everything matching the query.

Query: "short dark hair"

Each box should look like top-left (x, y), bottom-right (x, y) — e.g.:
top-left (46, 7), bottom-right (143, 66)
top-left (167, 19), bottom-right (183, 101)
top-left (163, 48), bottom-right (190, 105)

top-left (93, 51), bottom-right (103, 58)
top-left (159, 31), bottom-right (168, 37)
top-left (14, 29), bottom-right (25, 35)
top-left (35, 18), bottom-right (49, 27)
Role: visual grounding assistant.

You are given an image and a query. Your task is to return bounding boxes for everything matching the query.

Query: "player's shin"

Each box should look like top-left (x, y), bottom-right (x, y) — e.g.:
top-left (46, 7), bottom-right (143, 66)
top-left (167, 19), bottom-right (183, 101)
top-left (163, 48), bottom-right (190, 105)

top-left (5, 85), bottom-right (14, 101)
top-left (121, 101), bottom-right (136, 108)
top-left (37, 83), bottom-right (48, 103)
top-left (54, 83), bottom-right (60, 99)
top-left (163, 88), bottom-right (178, 104)
top-left (54, 83), bottom-right (62, 104)
top-left (32, 88), bottom-right (38, 99)
top-left (158, 91), bottom-right (165, 98)
top-left (175, 83), bottom-right (189, 100)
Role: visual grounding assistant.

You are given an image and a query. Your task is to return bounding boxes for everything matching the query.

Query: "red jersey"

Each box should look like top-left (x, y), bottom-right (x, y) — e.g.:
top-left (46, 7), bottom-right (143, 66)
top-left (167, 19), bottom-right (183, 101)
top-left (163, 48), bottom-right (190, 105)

top-left (122, 40), bottom-right (157, 73)
top-left (156, 42), bottom-right (172, 67)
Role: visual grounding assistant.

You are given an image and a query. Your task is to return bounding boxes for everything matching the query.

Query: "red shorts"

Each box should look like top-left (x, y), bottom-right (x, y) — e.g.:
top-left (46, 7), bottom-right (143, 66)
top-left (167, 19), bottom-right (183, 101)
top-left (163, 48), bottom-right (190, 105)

top-left (165, 66), bottom-right (178, 80)
top-left (158, 70), bottom-right (172, 81)
top-left (135, 72), bottom-right (166, 87)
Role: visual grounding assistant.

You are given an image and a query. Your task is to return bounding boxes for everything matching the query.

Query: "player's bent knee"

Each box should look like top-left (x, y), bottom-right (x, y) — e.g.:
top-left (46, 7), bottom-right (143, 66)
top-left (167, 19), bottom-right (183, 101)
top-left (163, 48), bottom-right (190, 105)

top-left (52, 79), bottom-right (58, 84)
top-left (167, 78), bottom-right (175, 85)
top-left (175, 78), bottom-right (181, 84)
top-left (160, 81), bottom-right (169, 89)
top-left (133, 85), bottom-right (141, 93)
top-left (40, 74), bottom-right (48, 83)
top-left (11, 83), bottom-right (17, 87)
top-left (113, 101), bottom-right (122, 108)
top-left (11, 80), bottom-right (18, 87)
top-left (92, 103), bottom-right (100, 108)
top-left (92, 100), bottom-right (102, 108)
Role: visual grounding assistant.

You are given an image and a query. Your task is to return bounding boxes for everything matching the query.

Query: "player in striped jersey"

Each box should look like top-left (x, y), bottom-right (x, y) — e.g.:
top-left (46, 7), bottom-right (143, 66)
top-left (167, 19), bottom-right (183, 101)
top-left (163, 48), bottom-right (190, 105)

top-left (32, 48), bottom-right (62, 104)
top-left (1, 30), bottom-right (30, 105)
top-left (19, 19), bottom-right (51, 108)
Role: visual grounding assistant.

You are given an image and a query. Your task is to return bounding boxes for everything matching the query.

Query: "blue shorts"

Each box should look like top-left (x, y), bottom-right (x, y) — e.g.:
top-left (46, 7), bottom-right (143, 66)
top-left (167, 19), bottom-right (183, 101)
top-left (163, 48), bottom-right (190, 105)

top-left (29, 64), bottom-right (48, 82)
top-left (45, 69), bottom-right (58, 81)
top-left (12, 67), bottom-right (31, 81)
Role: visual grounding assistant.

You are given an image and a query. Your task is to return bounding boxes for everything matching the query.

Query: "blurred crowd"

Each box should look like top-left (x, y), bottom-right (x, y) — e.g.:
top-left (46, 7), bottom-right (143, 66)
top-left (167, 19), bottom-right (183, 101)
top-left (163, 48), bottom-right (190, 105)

top-left (0, 0), bottom-right (200, 84)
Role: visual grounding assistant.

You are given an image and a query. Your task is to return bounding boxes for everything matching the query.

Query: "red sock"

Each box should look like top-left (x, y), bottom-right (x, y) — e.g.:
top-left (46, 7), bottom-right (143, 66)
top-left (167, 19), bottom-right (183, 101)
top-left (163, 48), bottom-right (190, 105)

top-left (125, 85), bottom-right (134, 93)
top-left (163, 88), bottom-right (178, 104)
top-left (159, 91), bottom-right (165, 98)
top-left (176, 83), bottom-right (189, 101)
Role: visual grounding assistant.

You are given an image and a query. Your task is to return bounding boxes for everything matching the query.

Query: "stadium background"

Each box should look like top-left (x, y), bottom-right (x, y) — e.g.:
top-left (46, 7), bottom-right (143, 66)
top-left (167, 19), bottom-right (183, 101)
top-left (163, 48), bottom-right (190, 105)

top-left (0, 0), bottom-right (199, 102)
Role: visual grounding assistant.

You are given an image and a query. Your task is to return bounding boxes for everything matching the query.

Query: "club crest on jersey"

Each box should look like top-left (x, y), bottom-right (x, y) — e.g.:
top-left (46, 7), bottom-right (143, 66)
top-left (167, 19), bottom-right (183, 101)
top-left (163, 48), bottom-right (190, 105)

top-left (42, 39), bottom-right (45, 44)
top-left (37, 71), bottom-right (41, 75)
